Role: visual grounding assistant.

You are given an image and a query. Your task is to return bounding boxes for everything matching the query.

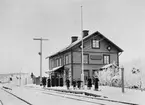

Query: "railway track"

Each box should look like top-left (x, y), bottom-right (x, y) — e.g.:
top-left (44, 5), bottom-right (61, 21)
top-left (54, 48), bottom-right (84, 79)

top-left (1, 87), bottom-right (32, 105)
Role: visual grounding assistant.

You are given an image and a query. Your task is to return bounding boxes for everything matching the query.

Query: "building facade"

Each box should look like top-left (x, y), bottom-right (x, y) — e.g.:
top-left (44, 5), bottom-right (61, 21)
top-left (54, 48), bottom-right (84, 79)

top-left (46, 30), bottom-right (123, 85)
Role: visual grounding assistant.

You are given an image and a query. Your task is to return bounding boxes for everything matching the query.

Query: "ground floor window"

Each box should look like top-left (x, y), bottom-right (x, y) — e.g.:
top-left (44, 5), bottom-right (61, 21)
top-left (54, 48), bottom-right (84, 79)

top-left (103, 55), bottom-right (110, 64)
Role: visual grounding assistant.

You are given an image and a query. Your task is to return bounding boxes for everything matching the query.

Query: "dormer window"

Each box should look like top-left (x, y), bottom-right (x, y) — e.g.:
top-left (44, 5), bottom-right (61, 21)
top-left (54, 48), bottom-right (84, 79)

top-left (92, 39), bottom-right (100, 48)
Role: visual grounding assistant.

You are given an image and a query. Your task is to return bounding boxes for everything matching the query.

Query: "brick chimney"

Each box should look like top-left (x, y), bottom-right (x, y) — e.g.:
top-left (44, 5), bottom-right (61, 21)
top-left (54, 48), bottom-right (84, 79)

top-left (83, 30), bottom-right (89, 38)
top-left (71, 36), bottom-right (78, 43)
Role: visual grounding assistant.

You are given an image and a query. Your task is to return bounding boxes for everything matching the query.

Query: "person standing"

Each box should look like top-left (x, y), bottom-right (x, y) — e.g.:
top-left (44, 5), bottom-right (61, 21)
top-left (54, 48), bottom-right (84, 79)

top-left (72, 79), bottom-right (76, 90)
top-left (77, 78), bottom-right (82, 89)
top-left (66, 78), bottom-right (70, 90)
top-left (47, 77), bottom-right (51, 87)
top-left (87, 77), bottom-right (92, 90)
top-left (94, 76), bottom-right (99, 91)
top-left (42, 77), bottom-right (46, 88)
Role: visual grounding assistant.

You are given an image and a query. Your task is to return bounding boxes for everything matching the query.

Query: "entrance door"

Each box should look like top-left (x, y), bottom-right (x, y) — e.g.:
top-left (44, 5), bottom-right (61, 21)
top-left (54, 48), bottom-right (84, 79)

top-left (92, 70), bottom-right (99, 84)
top-left (84, 70), bottom-right (89, 85)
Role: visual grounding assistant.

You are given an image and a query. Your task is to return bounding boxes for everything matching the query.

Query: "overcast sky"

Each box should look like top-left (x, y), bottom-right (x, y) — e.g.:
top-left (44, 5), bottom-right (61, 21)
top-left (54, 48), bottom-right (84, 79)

top-left (0, 0), bottom-right (145, 75)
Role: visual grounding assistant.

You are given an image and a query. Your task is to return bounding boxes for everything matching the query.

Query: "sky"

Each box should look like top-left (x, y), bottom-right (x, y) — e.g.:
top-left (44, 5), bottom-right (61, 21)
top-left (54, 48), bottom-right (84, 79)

top-left (0, 0), bottom-right (145, 76)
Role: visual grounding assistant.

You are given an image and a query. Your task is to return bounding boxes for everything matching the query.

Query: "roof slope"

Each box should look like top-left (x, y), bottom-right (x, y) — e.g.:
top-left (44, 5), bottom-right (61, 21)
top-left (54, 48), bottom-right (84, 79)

top-left (46, 31), bottom-right (123, 59)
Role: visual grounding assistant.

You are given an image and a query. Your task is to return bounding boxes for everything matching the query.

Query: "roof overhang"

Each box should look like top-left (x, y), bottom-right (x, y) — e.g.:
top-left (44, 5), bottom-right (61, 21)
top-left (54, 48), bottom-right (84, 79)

top-left (45, 66), bottom-right (64, 73)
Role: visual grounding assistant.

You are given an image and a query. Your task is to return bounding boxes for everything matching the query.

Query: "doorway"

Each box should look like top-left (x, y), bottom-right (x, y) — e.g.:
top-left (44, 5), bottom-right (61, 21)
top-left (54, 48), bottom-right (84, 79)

top-left (84, 70), bottom-right (90, 85)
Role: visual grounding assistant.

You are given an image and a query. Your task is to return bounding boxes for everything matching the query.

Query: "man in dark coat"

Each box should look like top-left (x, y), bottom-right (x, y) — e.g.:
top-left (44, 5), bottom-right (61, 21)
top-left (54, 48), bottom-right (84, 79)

top-left (77, 78), bottom-right (82, 89)
top-left (47, 78), bottom-right (51, 87)
top-left (72, 79), bottom-right (76, 90)
top-left (42, 77), bottom-right (46, 87)
top-left (60, 77), bottom-right (63, 87)
top-left (66, 78), bottom-right (70, 90)
top-left (87, 77), bottom-right (92, 90)
top-left (94, 76), bottom-right (99, 91)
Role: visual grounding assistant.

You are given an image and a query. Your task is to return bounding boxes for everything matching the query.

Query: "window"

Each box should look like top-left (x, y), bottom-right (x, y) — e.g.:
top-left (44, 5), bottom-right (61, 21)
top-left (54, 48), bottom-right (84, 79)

top-left (58, 57), bottom-right (62, 66)
top-left (58, 58), bottom-right (61, 66)
top-left (51, 59), bottom-right (54, 69)
top-left (65, 55), bottom-right (69, 64)
top-left (54, 59), bottom-right (57, 67)
top-left (83, 54), bottom-right (89, 64)
top-left (60, 58), bottom-right (62, 66)
top-left (56, 58), bottom-right (59, 67)
top-left (103, 55), bottom-right (110, 64)
top-left (92, 39), bottom-right (100, 48)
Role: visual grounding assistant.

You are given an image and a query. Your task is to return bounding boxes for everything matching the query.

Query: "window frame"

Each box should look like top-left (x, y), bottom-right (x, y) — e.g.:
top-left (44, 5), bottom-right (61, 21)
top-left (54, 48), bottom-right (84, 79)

top-left (56, 58), bottom-right (59, 67)
top-left (83, 54), bottom-right (89, 64)
top-left (103, 55), bottom-right (110, 64)
top-left (51, 59), bottom-right (54, 69)
top-left (59, 57), bottom-right (62, 66)
top-left (65, 55), bottom-right (69, 65)
top-left (91, 39), bottom-right (100, 49)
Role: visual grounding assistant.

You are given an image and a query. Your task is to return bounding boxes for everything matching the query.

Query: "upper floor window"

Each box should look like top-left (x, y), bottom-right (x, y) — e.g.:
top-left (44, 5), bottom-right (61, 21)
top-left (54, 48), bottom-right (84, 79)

top-left (103, 55), bottom-right (110, 64)
top-left (92, 39), bottom-right (100, 48)
top-left (65, 55), bottom-right (69, 64)
top-left (51, 59), bottom-right (54, 69)
top-left (56, 58), bottom-right (59, 67)
top-left (83, 54), bottom-right (89, 64)
top-left (54, 59), bottom-right (57, 67)
top-left (59, 58), bottom-right (62, 66)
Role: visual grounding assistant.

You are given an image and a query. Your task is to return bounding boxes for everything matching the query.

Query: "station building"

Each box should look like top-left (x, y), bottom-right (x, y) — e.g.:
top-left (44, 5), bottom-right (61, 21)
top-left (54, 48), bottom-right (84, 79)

top-left (46, 30), bottom-right (123, 85)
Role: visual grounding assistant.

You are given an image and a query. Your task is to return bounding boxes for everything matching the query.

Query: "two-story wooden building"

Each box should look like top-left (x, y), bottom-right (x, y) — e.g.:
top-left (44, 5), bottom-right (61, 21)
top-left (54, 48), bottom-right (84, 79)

top-left (46, 30), bottom-right (123, 85)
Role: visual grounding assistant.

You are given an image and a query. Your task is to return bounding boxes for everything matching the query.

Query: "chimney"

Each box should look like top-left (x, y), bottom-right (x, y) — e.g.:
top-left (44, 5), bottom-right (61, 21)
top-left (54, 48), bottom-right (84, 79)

top-left (71, 36), bottom-right (78, 43)
top-left (83, 30), bottom-right (89, 38)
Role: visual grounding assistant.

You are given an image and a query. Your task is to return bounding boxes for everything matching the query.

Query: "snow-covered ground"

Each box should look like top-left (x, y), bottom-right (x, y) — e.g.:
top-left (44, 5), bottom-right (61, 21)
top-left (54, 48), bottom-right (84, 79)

top-left (26, 84), bottom-right (145, 105)
top-left (0, 84), bottom-right (122, 105)
top-left (1, 83), bottom-right (145, 105)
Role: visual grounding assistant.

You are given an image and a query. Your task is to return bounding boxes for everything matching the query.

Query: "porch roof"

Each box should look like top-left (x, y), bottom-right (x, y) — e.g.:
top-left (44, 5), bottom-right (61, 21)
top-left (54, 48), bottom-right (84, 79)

top-left (100, 63), bottom-right (117, 70)
top-left (46, 66), bottom-right (64, 73)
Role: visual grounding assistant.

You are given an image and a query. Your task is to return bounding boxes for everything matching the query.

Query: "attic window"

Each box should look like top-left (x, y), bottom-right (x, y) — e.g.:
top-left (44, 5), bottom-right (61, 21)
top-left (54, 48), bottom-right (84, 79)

top-left (92, 39), bottom-right (100, 48)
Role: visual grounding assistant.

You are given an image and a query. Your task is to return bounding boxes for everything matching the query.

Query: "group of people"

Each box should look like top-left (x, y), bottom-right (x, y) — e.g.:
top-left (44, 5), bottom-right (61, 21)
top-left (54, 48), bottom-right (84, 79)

top-left (41, 77), bottom-right (63, 87)
top-left (66, 78), bottom-right (82, 90)
top-left (65, 76), bottom-right (99, 91)
top-left (87, 76), bottom-right (99, 91)
top-left (41, 76), bottom-right (99, 91)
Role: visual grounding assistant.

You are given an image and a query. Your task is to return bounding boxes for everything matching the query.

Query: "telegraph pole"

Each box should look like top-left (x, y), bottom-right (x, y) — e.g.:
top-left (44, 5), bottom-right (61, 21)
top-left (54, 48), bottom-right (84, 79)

top-left (33, 38), bottom-right (48, 85)
top-left (121, 66), bottom-right (125, 93)
top-left (81, 6), bottom-right (84, 88)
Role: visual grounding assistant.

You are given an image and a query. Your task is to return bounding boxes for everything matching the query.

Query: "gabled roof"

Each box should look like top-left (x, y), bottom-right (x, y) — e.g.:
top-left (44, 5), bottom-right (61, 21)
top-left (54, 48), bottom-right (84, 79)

top-left (46, 31), bottom-right (123, 59)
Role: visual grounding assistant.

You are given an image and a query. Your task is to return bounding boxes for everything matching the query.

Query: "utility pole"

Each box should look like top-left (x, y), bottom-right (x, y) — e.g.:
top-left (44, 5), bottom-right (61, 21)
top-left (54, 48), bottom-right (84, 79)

top-left (81, 6), bottom-right (84, 89)
top-left (33, 38), bottom-right (48, 85)
top-left (121, 66), bottom-right (125, 93)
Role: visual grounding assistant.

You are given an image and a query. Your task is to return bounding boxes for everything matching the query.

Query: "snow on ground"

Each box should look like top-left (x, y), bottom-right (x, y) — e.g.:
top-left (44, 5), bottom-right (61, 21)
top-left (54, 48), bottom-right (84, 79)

top-left (2, 85), bottom-right (115, 105)
top-left (28, 84), bottom-right (145, 105)
top-left (1, 83), bottom-right (145, 105)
